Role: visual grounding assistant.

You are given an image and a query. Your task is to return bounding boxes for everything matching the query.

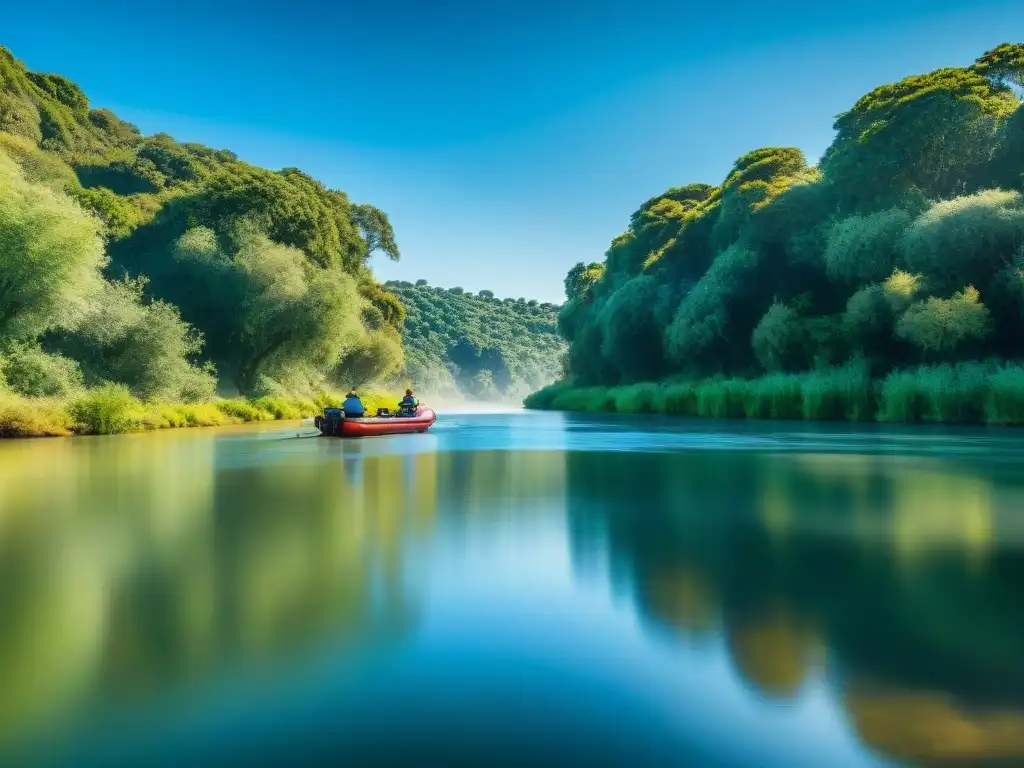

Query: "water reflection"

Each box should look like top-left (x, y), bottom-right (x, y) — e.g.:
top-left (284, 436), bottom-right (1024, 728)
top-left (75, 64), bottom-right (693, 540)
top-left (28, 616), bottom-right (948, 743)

top-left (563, 448), bottom-right (1024, 764)
top-left (2, 419), bottom-right (1024, 766)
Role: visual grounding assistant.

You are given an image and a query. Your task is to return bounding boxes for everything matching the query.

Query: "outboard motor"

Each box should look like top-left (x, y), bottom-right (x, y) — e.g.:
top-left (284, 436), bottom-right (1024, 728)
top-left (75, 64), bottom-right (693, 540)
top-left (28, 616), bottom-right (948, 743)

top-left (320, 407), bottom-right (343, 436)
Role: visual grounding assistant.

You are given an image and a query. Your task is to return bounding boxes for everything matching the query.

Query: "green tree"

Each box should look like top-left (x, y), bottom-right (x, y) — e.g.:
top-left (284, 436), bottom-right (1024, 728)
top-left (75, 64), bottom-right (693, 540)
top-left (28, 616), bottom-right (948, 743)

top-left (973, 43), bottom-right (1024, 89)
top-left (751, 303), bottom-right (811, 372)
top-left (0, 150), bottom-right (106, 339)
top-left (55, 276), bottom-right (216, 401)
top-left (352, 203), bottom-right (400, 261)
top-left (896, 286), bottom-right (992, 358)
top-left (171, 225), bottom-right (365, 393)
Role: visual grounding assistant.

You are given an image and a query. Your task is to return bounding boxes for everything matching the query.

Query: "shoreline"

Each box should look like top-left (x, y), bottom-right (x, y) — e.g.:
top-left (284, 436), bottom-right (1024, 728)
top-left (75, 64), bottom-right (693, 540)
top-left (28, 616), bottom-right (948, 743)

top-left (0, 387), bottom-right (393, 439)
top-left (524, 363), bottom-right (1024, 427)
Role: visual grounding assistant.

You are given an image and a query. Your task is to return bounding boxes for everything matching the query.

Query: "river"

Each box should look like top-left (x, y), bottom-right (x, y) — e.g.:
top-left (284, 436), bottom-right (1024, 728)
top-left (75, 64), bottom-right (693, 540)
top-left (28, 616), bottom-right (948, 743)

top-left (2, 411), bottom-right (1024, 767)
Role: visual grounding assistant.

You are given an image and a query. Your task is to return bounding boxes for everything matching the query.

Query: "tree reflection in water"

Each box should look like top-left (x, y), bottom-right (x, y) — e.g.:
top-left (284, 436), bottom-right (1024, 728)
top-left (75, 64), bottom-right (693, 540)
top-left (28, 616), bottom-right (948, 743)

top-left (564, 448), bottom-right (1024, 765)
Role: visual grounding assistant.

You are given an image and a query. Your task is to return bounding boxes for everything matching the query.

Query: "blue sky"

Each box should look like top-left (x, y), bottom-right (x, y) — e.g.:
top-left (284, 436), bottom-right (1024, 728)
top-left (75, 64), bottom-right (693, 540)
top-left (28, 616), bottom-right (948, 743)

top-left (5, 1), bottom-right (1024, 303)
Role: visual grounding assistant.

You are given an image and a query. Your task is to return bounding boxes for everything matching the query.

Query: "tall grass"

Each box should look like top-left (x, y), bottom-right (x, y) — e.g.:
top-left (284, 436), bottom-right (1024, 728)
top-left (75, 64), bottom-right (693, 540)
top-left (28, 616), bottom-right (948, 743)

top-left (0, 384), bottom-right (403, 439)
top-left (525, 361), bottom-right (1024, 426)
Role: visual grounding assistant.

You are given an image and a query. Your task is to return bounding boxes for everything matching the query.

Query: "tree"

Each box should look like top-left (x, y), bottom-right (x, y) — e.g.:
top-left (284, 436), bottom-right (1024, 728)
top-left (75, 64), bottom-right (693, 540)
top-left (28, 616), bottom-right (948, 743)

top-left (171, 225), bottom-right (365, 393)
top-left (563, 262), bottom-right (604, 301)
top-left (334, 329), bottom-right (403, 388)
top-left (822, 66), bottom-right (1017, 206)
top-left (899, 190), bottom-right (1024, 294)
top-left (0, 150), bottom-right (106, 340)
top-left (751, 303), bottom-right (810, 372)
top-left (352, 203), bottom-right (400, 261)
top-left (54, 276), bottom-right (216, 401)
top-left (824, 209), bottom-right (914, 283)
top-left (896, 286), bottom-right (992, 358)
top-left (973, 43), bottom-right (1024, 89)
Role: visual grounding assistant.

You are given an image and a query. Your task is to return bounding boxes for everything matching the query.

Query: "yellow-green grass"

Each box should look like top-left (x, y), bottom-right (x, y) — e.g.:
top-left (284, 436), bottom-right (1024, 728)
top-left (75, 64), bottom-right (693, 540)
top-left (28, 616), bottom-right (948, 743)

top-left (0, 385), bottom-right (399, 438)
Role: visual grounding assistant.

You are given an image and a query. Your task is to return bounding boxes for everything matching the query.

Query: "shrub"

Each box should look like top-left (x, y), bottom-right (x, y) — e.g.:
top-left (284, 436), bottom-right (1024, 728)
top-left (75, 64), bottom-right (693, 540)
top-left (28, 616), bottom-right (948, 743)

top-left (896, 286), bottom-right (992, 357)
top-left (0, 343), bottom-right (83, 397)
top-left (900, 189), bottom-right (1024, 293)
top-left (68, 384), bottom-right (143, 435)
top-left (251, 396), bottom-right (303, 420)
top-left (751, 303), bottom-right (810, 372)
top-left (824, 208), bottom-right (912, 282)
top-left (0, 392), bottom-right (73, 437)
top-left (215, 399), bottom-right (269, 421)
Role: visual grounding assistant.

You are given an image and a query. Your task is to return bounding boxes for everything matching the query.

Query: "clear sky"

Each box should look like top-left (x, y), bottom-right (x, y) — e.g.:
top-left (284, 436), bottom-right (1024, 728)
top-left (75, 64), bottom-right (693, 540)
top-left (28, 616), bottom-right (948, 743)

top-left (5, 1), bottom-right (1024, 303)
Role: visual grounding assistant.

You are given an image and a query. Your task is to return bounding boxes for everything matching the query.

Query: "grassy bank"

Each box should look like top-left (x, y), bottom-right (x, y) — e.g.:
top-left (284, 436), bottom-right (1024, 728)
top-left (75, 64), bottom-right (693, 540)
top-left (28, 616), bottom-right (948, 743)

top-left (524, 362), bottom-right (1024, 426)
top-left (0, 385), bottom-right (393, 438)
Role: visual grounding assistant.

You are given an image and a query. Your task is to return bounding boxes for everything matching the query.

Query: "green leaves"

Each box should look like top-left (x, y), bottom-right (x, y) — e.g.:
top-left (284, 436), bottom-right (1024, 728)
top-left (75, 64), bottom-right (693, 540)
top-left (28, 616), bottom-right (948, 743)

top-left (973, 43), bottom-right (1024, 90)
top-left (553, 43), bottom-right (1024, 391)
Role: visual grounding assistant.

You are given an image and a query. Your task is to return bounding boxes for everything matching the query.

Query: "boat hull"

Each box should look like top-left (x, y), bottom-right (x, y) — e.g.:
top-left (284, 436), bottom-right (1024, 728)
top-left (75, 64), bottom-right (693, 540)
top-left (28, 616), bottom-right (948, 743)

top-left (318, 408), bottom-right (436, 437)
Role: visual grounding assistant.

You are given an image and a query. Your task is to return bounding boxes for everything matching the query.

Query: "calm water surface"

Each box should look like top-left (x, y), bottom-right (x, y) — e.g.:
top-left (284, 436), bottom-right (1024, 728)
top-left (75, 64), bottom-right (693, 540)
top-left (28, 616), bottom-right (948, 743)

top-left (2, 411), bottom-right (1024, 767)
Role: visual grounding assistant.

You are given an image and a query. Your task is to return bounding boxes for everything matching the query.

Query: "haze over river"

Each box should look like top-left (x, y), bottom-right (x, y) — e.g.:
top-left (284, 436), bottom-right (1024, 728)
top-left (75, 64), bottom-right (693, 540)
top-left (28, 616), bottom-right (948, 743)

top-left (2, 411), bottom-right (1024, 767)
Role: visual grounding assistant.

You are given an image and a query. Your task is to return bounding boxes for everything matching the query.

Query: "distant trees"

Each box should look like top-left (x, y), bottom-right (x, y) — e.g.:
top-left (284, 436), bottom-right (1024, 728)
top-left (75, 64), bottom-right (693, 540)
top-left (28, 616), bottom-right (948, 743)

top-left (384, 280), bottom-right (564, 400)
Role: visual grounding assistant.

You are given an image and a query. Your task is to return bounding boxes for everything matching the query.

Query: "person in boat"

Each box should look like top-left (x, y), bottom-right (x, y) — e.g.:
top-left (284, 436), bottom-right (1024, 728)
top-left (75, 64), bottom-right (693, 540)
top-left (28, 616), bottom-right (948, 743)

top-left (397, 388), bottom-right (418, 416)
top-left (342, 390), bottom-right (365, 418)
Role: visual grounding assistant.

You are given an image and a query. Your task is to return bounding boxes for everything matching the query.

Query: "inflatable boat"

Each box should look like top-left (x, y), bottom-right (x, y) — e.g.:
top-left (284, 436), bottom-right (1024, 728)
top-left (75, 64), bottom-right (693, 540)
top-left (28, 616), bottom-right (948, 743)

top-left (314, 406), bottom-right (436, 437)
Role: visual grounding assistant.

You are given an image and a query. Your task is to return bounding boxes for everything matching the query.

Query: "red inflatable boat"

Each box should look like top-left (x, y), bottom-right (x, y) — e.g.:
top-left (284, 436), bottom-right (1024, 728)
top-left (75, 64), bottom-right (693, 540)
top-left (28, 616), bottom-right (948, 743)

top-left (315, 407), bottom-right (436, 437)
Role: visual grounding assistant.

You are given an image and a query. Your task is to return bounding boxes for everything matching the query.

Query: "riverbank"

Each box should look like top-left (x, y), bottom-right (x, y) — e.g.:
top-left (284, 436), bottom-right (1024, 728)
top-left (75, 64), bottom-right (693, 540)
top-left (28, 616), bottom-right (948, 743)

top-left (0, 385), bottom-right (393, 438)
top-left (524, 362), bottom-right (1024, 426)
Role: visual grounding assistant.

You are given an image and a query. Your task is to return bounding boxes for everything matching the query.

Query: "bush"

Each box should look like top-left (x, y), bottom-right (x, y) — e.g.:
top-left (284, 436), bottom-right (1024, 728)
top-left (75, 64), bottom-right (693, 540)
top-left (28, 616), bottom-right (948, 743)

top-left (215, 399), bottom-right (270, 421)
top-left (0, 343), bottom-right (83, 397)
top-left (895, 286), bottom-right (992, 357)
top-left (68, 384), bottom-right (143, 435)
top-left (824, 208), bottom-right (912, 283)
top-left (900, 189), bottom-right (1024, 293)
top-left (0, 391), bottom-right (73, 437)
top-left (251, 396), bottom-right (303, 420)
top-left (751, 303), bottom-right (810, 372)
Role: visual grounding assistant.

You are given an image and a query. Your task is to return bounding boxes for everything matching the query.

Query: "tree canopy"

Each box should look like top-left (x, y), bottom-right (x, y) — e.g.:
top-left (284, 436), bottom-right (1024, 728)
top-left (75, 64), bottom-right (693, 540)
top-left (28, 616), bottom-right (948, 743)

top-left (547, 42), bottom-right (1024, 391)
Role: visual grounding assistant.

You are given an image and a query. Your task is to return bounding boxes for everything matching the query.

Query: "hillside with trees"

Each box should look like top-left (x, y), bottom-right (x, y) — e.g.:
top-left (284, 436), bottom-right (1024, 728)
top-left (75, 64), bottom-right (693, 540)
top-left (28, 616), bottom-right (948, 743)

top-left (0, 45), bottom-right (411, 434)
top-left (528, 43), bottom-right (1024, 425)
top-left (384, 281), bottom-right (564, 401)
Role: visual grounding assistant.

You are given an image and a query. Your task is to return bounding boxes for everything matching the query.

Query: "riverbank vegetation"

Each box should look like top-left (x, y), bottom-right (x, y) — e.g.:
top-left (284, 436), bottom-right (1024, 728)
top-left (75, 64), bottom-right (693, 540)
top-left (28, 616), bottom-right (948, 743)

top-left (532, 43), bottom-right (1024, 425)
top-left (384, 280), bottom-right (564, 401)
top-left (0, 45), bottom-right (407, 437)
top-left (0, 386), bottom-right (392, 438)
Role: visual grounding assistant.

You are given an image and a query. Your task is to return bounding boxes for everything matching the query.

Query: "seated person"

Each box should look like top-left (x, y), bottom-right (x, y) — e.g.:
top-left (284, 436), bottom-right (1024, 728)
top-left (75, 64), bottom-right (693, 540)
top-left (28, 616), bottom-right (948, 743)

top-left (397, 389), bottom-right (418, 415)
top-left (342, 391), bottom-right (365, 418)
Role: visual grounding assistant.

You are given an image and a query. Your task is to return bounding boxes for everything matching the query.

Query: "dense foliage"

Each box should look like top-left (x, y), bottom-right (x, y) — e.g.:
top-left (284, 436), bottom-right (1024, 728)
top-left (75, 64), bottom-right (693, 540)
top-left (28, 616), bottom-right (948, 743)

top-left (384, 281), bottom-right (564, 400)
top-left (542, 43), bottom-right (1024, 423)
top-left (0, 44), bottom-right (408, 428)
